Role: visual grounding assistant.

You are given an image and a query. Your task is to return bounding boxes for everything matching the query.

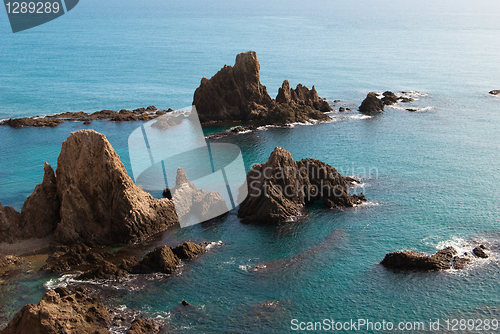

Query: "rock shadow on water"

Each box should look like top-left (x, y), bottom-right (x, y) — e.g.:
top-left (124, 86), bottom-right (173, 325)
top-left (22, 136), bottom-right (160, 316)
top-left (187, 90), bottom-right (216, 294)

top-left (249, 229), bottom-right (346, 275)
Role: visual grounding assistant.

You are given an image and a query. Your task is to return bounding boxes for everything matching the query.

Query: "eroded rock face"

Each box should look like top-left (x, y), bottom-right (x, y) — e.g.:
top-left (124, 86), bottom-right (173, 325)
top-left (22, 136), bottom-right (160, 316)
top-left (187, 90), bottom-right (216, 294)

top-left (193, 51), bottom-right (331, 125)
top-left (127, 318), bottom-right (160, 334)
top-left (54, 130), bottom-right (178, 245)
top-left (237, 147), bottom-right (365, 224)
top-left (1, 288), bottom-right (111, 334)
top-left (359, 92), bottom-right (384, 114)
top-left (193, 51), bottom-right (272, 123)
top-left (20, 162), bottom-right (60, 239)
top-left (170, 168), bottom-right (228, 224)
top-left (0, 202), bottom-right (22, 243)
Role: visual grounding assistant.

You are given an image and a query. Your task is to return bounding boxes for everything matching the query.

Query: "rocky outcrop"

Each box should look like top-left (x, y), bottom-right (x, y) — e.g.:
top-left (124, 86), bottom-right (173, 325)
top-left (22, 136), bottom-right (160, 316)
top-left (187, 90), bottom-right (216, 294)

top-left (42, 243), bottom-right (112, 273)
top-left (489, 90), bottom-right (500, 95)
top-left (172, 241), bottom-right (205, 260)
top-left (170, 168), bottom-right (228, 224)
top-left (193, 51), bottom-right (272, 123)
top-left (237, 147), bottom-right (365, 224)
top-left (380, 91), bottom-right (399, 105)
top-left (0, 202), bottom-right (22, 243)
top-left (1, 130), bottom-right (179, 246)
top-left (0, 287), bottom-right (111, 334)
top-left (381, 245), bottom-right (490, 271)
top-left (127, 318), bottom-right (160, 334)
top-left (276, 80), bottom-right (331, 112)
top-left (53, 130), bottom-right (178, 245)
top-left (381, 247), bottom-right (458, 270)
top-left (473, 245), bottom-right (488, 258)
top-left (359, 92), bottom-right (384, 114)
top-left (193, 51), bottom-right (331, 125)
top-left (20, 162), bottom-right (60, 239)
top-left (131, 245), bottom-right (180, 274)
top-left (77, 260), bottom-right (126, 280)
top-left (0, 106), bottom-right (166, 128)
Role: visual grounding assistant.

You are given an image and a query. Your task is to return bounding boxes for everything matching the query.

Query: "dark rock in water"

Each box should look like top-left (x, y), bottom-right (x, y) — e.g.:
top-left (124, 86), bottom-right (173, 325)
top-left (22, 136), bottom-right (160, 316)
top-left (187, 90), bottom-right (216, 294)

top-left (0, 254), bottom-right (21, 267)
top-left (193, 51), bottom-right (331, 125)
top-left (127, 318), bottom-right (161, 334)
top-left (400, 97), bottom-right (414, 103)
top-left (42, 243), bottom-right (111, 273)
top-left (181, 300), bottom-right (195, 308)
top-left (1, 288), bottom-right (110, 334)
top-left (473, 245), bottom-right (488, 258)
top-left (339, 107), bottom-right (346, 112)
top-left (238, 147), bottom-right (365, 224)
top-left (452, 255), bottom-right (471, 270)
top-left (489, 90), bottom-right (500, 95)
top-left (359, 92), bottom-right (384, 114)
top-left (54, 130), bottom-right (178, 245)
top-left (381, 246), bottom-right (458, 270)
top-left (172, 242), bottom-right (205, 260)
top-left (77, 260), bottom-right (127, 280)
top-left (20, 162), bottom-right (60, 240)
top-left (381, 91), bottom-right (399, 105)
top-left (132, 245), bottom-right (180, 274)
top-left (193, 51), bottom-right (273, 123)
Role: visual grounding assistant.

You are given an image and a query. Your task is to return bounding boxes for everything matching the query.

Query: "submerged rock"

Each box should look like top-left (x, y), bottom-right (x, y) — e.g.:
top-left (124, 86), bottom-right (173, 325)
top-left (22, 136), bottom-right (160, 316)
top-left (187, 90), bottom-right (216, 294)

top-left (1, 288), bottom-right (110, 334)
top-left (237, 147), bottom-right (365, 224)
top-left (359, 92), bottom-right (384, 114)
top-left (54, 130), bottom-right (178, 245)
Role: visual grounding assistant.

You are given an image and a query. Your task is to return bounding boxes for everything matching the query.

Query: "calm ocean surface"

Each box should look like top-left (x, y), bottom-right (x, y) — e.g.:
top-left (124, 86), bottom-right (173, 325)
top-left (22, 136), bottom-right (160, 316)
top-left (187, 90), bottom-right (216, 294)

top-left (1, 0), bottom-right (500, 332)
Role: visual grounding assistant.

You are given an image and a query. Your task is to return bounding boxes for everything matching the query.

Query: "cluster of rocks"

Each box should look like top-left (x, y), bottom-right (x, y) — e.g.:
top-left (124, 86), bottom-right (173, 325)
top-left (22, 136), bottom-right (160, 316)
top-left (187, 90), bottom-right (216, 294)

top-left (381, 244), bottom-right (490, 271)
top-left (77, 241), bottom-right (205, 280)
top-left (193, 51), bottom-right (332, 125)
top-left (42, 243), bottom-right (111, 273)
top-left (359, 91), bottom-right (414, 114)
top-left (0, 286), bottom-right (164, 334)
top-left (237, 147), bottom-right (366, 224)
top-left (0, 106), bottom-right (168, 128)
top-left (0, 129), bottom-right (179, 246)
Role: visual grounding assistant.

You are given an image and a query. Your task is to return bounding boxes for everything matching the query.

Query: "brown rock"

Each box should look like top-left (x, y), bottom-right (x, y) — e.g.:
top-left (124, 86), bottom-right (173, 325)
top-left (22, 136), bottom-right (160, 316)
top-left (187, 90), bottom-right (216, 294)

top-left (359, 92), bottom-right (384, 114)
top-left (276, 80), bottom-right (331, 112)
top-left (381, 246), bottom-right (458, 270)
top-left (53, 130), bottom-right (178, 245)
top-left (0, 202), bottom-right (22, 243)
top-left (473, 245), bottom-right (488, 258)
top-left (172, 242), bottom-right (205, 260)
top-left (489, 90), bottom-right (500, 95)
top-left (132, 245), bottom-right (180, 274)
top-left (127, 318), bottom-right (160, 334)
top-left (381, 91), bottom-right (399, 105)
top-left (193, 51), bottom-right (272, 123)
top-left (20, 162), bottom-right (60, 239)
top-left (1, 288), bottom-right (111, 334)
top-left (237, 147), bottom-right (364, 224)
top-left (77, 260), bottom-right (126, 280)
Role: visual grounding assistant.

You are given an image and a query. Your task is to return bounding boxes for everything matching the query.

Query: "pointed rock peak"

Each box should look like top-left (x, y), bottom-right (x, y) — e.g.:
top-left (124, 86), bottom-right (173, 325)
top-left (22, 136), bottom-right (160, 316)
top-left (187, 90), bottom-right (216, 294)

top-left (282, 80), bottom-right (290, 90)
top-left (176, 167), bottom-right (189, 186)
top-left (268, 146), bottom-right (295, 164)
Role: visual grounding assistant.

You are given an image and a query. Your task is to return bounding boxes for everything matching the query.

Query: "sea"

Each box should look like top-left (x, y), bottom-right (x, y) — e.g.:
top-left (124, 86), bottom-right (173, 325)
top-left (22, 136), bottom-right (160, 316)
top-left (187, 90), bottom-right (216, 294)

top-left (1, 0), bottom-right (500, 332)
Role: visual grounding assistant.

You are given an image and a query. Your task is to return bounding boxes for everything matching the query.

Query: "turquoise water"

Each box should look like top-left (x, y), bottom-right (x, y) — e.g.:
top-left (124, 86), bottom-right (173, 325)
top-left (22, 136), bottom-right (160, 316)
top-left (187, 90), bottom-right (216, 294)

top-left (2, 0), bottom-right (500, 332)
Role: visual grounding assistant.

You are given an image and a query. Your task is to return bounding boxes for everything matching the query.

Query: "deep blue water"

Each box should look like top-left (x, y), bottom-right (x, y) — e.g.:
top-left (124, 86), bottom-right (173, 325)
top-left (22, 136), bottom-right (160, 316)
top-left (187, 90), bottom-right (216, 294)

top-left (1, 0), bottom-right (500, 332)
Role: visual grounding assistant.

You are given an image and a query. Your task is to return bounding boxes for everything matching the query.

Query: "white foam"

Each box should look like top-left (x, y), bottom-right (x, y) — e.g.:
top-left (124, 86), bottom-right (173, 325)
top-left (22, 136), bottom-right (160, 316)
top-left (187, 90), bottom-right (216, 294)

top-left (205, 240), bottom-right (223, 250)
top-left (349, 114), bottom-right (373, 120)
